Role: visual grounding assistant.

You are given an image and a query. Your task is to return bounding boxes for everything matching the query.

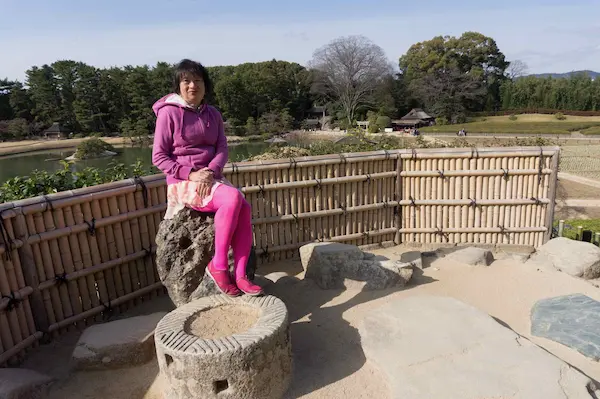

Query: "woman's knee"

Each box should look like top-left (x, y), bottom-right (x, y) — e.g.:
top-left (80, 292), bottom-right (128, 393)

top-left (214, 184), bottom-right (243, 207)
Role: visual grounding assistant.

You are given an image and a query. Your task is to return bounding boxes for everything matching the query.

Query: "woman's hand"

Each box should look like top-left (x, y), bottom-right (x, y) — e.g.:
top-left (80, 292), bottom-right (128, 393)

top-left (189, 168), bottom-right (214, 184)
top-left (197, 182), bottom-right (212, 199)
top-left (190, 168), bottom-right (214, 200)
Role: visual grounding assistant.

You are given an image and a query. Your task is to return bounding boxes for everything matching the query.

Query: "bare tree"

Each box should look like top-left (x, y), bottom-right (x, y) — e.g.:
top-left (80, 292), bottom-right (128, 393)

top-left (507, 60), bottom-right (529, 80)
top-left (309, 35), bottom-right (392, 125)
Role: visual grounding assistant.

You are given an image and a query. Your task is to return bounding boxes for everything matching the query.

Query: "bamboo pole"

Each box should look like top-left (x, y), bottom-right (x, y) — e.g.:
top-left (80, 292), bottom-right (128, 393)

top-left (63, 205), bottom-right (95, 324)
top-left (74, 203), bottom-right (105, 322)
top-left (395, 157), bottom-right (403, 244)
top-left (12, 209), bottom-right (49, 334)
top-left (45, 282), bottom-right (163, 333)
top-left (124, 192), bottom-right (144, 305)
top-left (37, 248), bottom-right (155, 291)
top-left (108, 196), bottom-right (132, 312)
top-left (0, 332), bottom-right (44, 365)
top-left (31, 211), bottom-right (61, 332)
top-left (23, 204), bottom-right (166, 247)
top-left (52, 207), bottom-right (83, 326)
top-left (17, 177), bottom-right (167, 215)
top-left (134, 187), bottom-right (157, 299)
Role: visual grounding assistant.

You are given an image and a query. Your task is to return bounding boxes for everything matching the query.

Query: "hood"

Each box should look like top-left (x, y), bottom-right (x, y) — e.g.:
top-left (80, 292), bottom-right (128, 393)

top-left (152, 93), bottom-right (208, 116)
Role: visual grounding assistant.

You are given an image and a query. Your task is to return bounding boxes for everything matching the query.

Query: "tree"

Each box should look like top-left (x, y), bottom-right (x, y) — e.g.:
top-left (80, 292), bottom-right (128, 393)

top-left (506, 60), bottom-right (529, 80)
top-left (0, 79), bottom-right (15, 120)
top-left (26, 65), bottom-right (61, 126)
top-left (400, 32), bottom-right (509, 115)
top-left (9, 82), bottom-right (33, 121)
top-left (309, 35), bottom-right (393, 125)
top-left (409, 64), bottom-right (486, 122)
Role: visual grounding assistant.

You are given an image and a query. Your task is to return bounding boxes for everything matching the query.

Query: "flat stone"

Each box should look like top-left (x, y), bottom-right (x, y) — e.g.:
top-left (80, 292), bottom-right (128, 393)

top-left (531, 294), bottom-right (600, 361)
top-left (0, 368), bottom-right (53, 399)
top-left (359, 296), bottom-right (597, 398)
top-left (528, 237), bottom-right (600, 279)
top-left (445, 246), bottom-right (494, 266)
top-left (73, 312), bottom-right (167, 370)
top-left (400, 251), bottom-right (422, 270)
top-left (300, 242), bottom-right (413, 289)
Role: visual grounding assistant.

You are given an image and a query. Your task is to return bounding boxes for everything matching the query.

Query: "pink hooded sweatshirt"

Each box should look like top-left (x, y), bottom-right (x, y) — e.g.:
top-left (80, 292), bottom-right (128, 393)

top-left (152, 93), bottom-right (228, 185)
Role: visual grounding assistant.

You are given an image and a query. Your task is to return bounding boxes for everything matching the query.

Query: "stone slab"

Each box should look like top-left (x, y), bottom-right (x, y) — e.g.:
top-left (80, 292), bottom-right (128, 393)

top-left (400, 251), bottom-right (422, 270)
top-left (300, 242), bottom-right (413, 289)
top-left (531, 294), bottom-right (600, 361)
top-left (445, 246), bottom-right (494, 266)
top-left (73, 312), bottom-right (167, 370)
top-left (359, 296), bottom-right (597, 399)
top-left (0, 368), bottom-right (53, 399)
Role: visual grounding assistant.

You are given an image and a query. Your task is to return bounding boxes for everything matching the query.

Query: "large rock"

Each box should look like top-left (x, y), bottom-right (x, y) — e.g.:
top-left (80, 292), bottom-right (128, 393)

top-left (528, 237), bottom-right (600, 279)
top-left (0, 368), bottom-right (53, 399)
top-left (445, 246), bottom-right (494, 266)
top-left (72, 312), bottom-right (166, 370)
top-left (359, 296), bottom-right (597, 398)
top-left (155, 208), bottom-right (257, 306)
top-left (300, 242), bottom-right (414, 290)
top-left (532, 294), bottom-right (600, 361)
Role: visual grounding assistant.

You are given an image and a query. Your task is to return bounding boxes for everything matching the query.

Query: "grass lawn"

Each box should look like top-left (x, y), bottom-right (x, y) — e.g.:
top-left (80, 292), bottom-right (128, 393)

top-left (420, 114), bottom-right (600, 135)
top-left (554, 219), bottom-right (600, 240)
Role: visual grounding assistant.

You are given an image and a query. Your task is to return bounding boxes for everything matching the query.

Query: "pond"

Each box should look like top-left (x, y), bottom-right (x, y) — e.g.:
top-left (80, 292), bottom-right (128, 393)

top-left (0, 142), bottom-right (270, 184)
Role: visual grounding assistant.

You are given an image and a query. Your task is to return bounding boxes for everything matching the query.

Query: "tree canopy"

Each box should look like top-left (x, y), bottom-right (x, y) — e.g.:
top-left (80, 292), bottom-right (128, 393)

top-left (1, 31), bottom-right (599, 140)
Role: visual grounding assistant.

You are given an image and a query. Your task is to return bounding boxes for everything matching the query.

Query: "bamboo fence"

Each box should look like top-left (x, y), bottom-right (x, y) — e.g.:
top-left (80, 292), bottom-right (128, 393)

top-left (0, 145), bottom-right (559, 365)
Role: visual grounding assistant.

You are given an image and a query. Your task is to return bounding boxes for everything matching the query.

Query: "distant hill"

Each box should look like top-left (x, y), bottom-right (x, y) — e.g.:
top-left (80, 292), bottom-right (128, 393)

top-left (525, 70), bottom-right (599, 79)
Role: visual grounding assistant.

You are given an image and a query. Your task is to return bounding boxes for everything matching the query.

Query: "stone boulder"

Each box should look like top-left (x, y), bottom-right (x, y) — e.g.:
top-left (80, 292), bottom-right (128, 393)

top-left (445, 247), bottom-right (494, 266)
top-left (300, 242), bottom-right (414, 290)
top-left (72, 312), bottom-right (166, 370)
top-left (528, 237), bottom-right (600, 280)
top-left (0, 368), bottom-right (53, 399)
top-left (155, 208), bottom-right (257, 306)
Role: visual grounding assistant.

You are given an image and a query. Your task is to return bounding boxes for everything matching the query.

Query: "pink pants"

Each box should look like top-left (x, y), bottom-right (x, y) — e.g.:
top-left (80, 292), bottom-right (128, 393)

top-left (193, 184), bottom-right (253, 280)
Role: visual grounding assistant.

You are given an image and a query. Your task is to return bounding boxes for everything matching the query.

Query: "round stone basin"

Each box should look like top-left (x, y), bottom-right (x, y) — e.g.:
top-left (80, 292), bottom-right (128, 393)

top-left (155, 295), bottom-right (292, 399)
top-left (184, 304), bottom-right (261, 340)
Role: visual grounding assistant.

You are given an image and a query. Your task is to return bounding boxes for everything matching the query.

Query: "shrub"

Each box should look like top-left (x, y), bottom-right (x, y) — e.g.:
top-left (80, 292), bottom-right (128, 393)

top-left (367, 122), bottom-right (380, 133)
top-left (375, 116), bottom-right (392, 129)
top-left (435, 116), bottom-right (449, 125)
top-left (0, 159), bottom-right (157, 203)
top-left (508, 114), bottom-right (518, 121)
top-left (74, 138), bottom-right (116, 160)
top-left (555, 112), bottom-right (567, 120)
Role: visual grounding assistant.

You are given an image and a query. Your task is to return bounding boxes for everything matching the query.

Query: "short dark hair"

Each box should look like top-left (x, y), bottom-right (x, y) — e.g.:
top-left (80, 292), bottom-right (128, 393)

top-left (172, 59), bottom-right (213, 103)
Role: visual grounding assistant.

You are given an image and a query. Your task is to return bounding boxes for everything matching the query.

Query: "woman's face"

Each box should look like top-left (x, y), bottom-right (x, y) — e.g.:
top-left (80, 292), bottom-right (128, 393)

top-left (179, 73), bottom-right (205, 106)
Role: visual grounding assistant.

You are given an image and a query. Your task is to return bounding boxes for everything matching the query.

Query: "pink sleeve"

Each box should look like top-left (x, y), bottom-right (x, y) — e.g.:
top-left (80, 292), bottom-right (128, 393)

top-left (208, 111), bottom-right (229, 178)
top-left (152, 109), bottom-right (193, 180)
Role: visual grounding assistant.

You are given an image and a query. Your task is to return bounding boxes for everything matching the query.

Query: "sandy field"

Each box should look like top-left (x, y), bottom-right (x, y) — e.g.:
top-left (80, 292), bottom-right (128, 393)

top-left (18, 246), bottom-right (600, 399)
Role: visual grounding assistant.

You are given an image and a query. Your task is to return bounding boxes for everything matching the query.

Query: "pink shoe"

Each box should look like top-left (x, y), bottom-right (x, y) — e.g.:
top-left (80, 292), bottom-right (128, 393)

top-left (206, 263), bottom-right (241, 297)
top-left (236, 277), bottom-right (264, 296)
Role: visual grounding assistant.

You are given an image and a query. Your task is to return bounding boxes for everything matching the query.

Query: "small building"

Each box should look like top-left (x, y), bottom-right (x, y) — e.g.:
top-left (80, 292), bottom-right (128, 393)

top-left (43, 122), bottom-right (70, 140)
top-left (302, 105), bottom-right (332, 130)
top-left (392, 108), bottom-right (435, 130)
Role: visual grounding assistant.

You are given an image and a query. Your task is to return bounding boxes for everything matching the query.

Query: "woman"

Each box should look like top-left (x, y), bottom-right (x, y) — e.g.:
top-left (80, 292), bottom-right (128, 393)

top-left (151, 59), bottom-right (262, 297)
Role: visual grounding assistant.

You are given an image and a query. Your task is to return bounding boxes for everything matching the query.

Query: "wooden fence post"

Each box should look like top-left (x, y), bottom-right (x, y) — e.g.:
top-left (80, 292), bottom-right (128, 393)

top-left (12, 208), bottom-right (49, 335)
top-left (543, 151), bottom-right (560, 243)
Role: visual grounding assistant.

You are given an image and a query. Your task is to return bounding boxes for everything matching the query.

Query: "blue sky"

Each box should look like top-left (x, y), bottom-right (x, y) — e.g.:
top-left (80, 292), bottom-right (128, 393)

top-left (2, 0), bottom-right (600, 81)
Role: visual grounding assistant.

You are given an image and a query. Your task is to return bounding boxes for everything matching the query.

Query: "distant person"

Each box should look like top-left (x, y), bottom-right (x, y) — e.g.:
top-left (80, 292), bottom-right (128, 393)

top-left (151, 59), bottom-right (262, 297)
